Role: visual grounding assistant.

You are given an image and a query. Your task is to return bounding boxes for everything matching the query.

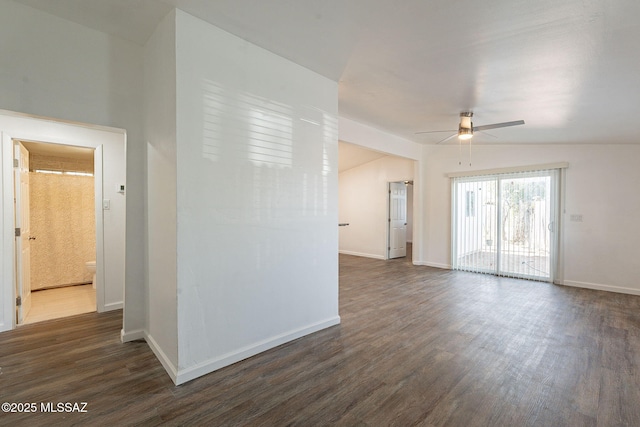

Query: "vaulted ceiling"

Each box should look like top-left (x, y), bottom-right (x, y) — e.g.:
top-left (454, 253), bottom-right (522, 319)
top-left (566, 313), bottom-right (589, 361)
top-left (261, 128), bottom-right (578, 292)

top-left (14, 0), bottom-right (640, 145)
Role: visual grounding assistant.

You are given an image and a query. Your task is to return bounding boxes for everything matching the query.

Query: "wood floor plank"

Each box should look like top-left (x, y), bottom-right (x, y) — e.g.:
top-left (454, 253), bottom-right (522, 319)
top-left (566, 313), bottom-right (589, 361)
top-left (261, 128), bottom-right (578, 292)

top-left (2, 252), bottom-right (640, 426)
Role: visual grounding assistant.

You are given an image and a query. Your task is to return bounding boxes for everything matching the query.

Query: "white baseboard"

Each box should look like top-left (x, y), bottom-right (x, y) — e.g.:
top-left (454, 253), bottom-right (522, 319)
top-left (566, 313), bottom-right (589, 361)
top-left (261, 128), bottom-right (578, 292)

top-left (174, 316), bottom-right (341, 386)
top-left (103, 301), bottom-right (123, 311)
top-left (145, 331), bottom-right (179, 384)
top-left (339, 250), bottom-right (385, 260)
top-left (121, 328), bottom-right (145, 342)
top-left (119, 328), bottom-right (178, 383)
top-left (561, 280), bottom-right (640, 296)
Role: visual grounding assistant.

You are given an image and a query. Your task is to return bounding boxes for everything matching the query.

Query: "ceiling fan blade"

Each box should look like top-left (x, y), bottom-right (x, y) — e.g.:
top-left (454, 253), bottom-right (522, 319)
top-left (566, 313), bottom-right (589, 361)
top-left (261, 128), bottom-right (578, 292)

top-left (473, 120), bottom-right (525, 132)
top-left (436, 133), bottom-right (458, 144)
top-left (415, 129), bottom-right (457, 135)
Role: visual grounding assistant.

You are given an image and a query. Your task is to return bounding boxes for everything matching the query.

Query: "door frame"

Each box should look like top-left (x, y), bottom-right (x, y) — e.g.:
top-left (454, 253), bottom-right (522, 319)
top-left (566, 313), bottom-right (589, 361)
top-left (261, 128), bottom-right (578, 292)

top-left (5, 137), bottom-right (104, 325)
top-left (2, 132), bottom-right (14, 329)
top-left (0, 110), bottom-right (125, 332)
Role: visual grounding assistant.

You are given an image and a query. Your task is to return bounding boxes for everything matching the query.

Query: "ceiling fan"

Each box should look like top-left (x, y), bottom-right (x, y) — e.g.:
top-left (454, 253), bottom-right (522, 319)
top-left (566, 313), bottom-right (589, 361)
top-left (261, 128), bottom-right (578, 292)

top-left (416, 112), bottom-right (525, 144)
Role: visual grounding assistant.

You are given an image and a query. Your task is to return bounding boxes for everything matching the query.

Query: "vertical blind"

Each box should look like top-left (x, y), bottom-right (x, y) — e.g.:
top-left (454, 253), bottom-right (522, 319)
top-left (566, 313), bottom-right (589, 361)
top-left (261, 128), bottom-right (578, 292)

top-left (452, 168), bottom-right (559, 282)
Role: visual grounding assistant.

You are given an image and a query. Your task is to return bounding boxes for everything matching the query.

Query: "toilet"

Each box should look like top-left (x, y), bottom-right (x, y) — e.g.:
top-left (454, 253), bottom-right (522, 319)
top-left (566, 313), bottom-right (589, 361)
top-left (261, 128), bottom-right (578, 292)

top-left (85, 261), bottom-right (96, 289)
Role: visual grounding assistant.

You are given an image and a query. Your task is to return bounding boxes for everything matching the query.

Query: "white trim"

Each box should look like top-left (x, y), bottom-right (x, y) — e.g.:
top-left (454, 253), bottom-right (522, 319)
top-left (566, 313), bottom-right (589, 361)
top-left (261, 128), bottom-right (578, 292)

top-left (561, 280), bottom-right (640, 296)
top-left (145, 331), bottom-right (179, 384)
top-left (121, 328), bottom-right (145, 342)
top-left (1, 133), bottom-right (14, 332)
top-left (387, 181), bottom-right (391, 260)
top-left (94, 145), bottom-right (105, 313)
top-left (0, 109), bottom-right (125, 135)
top-left (103, 301), bottom-right (123, 311)
top-left (174, 316), bottom-right (341, 385)
top-left (338, 250), bottom-right (386, 260)
top-left (446, 162), bottom-right (569, 178)
top-left (556, 168), bottom-right (567, 285)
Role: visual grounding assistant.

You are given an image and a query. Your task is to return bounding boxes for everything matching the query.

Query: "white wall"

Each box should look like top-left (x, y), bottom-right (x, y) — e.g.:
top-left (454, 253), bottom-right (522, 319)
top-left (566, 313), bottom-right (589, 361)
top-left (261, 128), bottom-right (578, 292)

top-left (173, 10), bottom-right (340, 383)
top-left (0, 0), bottom-right (145, 332)
top-left (141, 11), bottom-right (179, 373)
top-left (420, 143), bottom-right (640, 295)
top-left (339, 156), bottom-right (414, 259)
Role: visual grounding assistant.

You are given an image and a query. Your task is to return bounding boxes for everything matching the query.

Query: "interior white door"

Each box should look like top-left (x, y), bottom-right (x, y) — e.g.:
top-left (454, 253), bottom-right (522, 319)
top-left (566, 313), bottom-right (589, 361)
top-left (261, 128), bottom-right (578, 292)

top-left (14, 141), bottom-right (32, 323)
top-left (388, 182), bottom-right (407, 259)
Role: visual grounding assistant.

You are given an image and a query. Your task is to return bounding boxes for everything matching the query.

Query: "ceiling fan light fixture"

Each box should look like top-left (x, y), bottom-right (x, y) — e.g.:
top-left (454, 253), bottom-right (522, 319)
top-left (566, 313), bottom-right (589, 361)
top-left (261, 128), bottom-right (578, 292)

top-left (458, 126), bottom-right (473, 140)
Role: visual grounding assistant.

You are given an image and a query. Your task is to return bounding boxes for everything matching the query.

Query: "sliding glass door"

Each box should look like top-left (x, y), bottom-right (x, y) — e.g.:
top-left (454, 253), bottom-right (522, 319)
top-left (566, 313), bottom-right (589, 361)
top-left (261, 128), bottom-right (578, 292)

top-left (452, 169), bottom-right (559, 282)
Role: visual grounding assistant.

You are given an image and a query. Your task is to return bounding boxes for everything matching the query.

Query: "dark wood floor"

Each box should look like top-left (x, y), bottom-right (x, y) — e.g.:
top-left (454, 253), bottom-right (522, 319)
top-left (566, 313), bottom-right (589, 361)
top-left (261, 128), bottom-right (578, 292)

top-left (2, 253), bottom-right (640, 426)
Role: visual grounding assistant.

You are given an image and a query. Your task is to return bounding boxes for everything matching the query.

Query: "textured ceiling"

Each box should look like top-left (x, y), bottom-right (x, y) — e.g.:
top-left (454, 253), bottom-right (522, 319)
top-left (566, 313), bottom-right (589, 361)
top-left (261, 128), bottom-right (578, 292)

top-left (13, 0), bottom-right (640, 145)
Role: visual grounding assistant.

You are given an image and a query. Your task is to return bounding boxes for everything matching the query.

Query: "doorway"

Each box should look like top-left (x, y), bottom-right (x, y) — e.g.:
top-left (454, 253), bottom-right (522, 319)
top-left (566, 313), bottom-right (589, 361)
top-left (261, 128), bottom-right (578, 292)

top-left (15, 140), bottom-right (97, 325)
top-left (1, 110), bottom-right (127, 334)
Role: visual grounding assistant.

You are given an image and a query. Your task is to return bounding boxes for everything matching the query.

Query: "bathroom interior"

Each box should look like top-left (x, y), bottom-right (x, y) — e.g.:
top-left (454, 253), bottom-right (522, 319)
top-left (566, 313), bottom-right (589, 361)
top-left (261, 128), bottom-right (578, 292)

top-left (19, 140), bottom-right (96, 325)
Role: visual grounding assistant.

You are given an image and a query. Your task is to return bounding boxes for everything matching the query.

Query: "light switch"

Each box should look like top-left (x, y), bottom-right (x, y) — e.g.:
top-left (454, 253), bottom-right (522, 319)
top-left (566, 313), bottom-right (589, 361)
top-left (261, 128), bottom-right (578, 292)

top-left (570, 214), bottom-right (583, 222)
top-left (103, 199), bottom-right (111, 210)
